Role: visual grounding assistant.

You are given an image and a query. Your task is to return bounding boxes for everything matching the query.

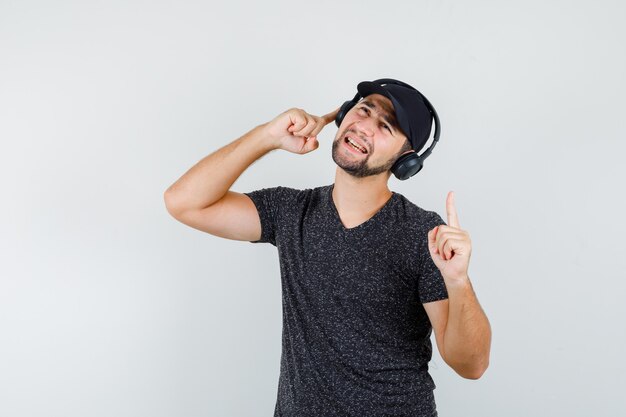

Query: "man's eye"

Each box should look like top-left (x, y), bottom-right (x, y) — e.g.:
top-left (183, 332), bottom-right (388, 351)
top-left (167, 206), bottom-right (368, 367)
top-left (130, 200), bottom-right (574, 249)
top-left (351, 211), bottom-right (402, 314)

top-left (359, 107), bottom-right (391, 132)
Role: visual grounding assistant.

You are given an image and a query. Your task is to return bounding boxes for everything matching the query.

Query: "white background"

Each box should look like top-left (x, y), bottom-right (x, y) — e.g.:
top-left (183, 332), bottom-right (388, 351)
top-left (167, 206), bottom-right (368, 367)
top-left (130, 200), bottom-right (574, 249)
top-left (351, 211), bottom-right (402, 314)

top-left (1, 0), bottom-right (624, 416)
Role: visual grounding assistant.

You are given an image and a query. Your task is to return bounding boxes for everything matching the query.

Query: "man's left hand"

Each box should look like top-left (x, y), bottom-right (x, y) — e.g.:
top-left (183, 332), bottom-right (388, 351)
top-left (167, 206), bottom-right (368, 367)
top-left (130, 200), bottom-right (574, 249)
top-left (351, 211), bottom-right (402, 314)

top-left (427, 191), bottom-right (472, 283)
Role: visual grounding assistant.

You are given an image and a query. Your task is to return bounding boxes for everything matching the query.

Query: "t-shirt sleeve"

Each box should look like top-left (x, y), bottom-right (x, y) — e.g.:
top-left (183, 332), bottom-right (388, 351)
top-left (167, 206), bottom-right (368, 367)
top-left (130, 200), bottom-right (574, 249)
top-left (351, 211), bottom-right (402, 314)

top-left (243, 186), bottom-right (297, 247)
top-left (417, 211), bottom-right (449, 303)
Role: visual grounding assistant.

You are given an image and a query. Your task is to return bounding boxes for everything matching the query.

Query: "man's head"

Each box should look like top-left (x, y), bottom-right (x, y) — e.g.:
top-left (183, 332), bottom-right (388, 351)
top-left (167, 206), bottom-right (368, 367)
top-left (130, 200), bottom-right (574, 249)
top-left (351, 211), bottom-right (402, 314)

top-left (332, 93), bottom-right (413, 179)
top-left (333, 79), bottom-right (433, 178)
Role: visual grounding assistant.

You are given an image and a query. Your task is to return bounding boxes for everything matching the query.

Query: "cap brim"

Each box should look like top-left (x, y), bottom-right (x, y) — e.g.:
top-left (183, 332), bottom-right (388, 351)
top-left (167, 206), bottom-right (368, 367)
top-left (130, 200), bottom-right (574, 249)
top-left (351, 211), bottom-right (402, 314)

top-left (357, 81), bottom-right (395, 104)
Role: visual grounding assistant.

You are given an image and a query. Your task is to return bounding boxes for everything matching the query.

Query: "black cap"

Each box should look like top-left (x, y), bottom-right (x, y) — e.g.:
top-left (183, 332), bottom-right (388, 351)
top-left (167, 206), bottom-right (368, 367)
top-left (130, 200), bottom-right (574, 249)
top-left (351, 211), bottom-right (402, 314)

top-left (356, 80), bottom-right (433, 153)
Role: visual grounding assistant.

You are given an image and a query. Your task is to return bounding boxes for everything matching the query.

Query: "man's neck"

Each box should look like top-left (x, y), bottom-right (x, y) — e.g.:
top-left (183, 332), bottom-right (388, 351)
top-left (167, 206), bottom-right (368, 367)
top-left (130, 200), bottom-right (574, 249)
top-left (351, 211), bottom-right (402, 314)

top-left (331, 168), bottom-right (393, 222)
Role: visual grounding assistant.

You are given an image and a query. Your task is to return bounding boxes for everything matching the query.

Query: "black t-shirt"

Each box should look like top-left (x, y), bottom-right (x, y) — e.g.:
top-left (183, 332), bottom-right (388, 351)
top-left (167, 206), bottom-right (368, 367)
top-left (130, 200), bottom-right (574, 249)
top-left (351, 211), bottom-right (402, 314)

top-left (244, 183), bottom-right (448, 417)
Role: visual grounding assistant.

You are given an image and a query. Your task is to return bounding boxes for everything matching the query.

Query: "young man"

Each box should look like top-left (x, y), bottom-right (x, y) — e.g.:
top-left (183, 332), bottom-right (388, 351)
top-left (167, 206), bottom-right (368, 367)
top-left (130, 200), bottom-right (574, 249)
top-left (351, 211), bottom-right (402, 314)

top-left (164, 79), bottom-right (491, 417)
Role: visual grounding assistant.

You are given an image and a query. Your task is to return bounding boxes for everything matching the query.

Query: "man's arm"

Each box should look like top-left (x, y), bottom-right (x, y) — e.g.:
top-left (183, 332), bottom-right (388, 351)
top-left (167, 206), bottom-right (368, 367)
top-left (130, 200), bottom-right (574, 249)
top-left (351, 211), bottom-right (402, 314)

top-left (163, 123), bottom-right (277, 240)
top-left (422, 191), bottom-right (492, 379)
top-left (163, 107), bottom-right (338, 240)
top-left (164, 123), bottom-right (277, 215)
top-left (423, 279), bottom-right (491, 379)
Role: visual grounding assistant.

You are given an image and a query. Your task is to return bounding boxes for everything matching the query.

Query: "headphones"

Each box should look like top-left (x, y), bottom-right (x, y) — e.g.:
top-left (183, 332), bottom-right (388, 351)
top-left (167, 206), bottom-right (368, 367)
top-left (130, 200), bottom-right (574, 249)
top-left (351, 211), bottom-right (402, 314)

top-left (335, 78), bottom-right (441, 181)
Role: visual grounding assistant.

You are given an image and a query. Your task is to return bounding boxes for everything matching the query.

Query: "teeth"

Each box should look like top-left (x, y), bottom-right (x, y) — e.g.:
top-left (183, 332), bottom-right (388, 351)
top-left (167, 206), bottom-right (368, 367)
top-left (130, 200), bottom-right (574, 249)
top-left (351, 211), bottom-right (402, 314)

top-left (346, 137), bottom-right (367, 153)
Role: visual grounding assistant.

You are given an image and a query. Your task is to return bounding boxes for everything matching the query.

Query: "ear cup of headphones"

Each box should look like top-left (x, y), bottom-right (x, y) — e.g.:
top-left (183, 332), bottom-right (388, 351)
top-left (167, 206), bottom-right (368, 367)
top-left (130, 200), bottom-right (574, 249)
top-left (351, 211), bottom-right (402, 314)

top-left (335, 100), bottom-right (357, 127)
top-left (391, 151), bottom-right (424, 181)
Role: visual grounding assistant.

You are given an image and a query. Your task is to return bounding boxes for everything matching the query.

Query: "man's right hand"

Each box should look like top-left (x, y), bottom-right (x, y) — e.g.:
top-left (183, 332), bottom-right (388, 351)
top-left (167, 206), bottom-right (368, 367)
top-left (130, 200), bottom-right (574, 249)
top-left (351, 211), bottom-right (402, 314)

top-left (263, 107), bottom-right (340, 154)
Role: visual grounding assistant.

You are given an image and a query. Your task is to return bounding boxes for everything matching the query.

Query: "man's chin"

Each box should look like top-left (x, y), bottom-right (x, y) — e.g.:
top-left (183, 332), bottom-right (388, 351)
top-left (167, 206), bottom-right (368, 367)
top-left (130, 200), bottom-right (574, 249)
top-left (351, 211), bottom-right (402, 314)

top-left (333, 161), bottom-right (383, 179)
top-left (331, 141), bottom-right (386, 178)
top-left (333, 154), bottom-right (395, 179)
top-left (332, 154), bottom-right (363, 173)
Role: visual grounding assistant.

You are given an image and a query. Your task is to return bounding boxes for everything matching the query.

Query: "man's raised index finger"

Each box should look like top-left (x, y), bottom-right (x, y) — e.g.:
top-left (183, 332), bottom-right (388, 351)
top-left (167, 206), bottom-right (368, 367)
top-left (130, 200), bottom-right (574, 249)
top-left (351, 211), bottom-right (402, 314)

top-left (446, 191), bottom-right (460, 228)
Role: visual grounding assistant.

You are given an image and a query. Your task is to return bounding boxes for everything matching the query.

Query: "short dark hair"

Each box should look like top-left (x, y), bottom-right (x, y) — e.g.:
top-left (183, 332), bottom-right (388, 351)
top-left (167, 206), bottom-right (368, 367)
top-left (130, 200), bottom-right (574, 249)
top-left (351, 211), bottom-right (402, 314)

top-left (398, 137), bottom-right (412, 155)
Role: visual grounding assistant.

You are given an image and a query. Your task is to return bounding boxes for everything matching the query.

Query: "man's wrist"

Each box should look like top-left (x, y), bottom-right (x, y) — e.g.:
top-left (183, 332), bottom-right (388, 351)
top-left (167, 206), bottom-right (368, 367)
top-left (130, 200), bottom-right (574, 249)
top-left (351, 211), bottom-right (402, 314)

top-left (443, 274), bottom-right (472, 292)
top-left (249, 122), bottom-right (281, 153)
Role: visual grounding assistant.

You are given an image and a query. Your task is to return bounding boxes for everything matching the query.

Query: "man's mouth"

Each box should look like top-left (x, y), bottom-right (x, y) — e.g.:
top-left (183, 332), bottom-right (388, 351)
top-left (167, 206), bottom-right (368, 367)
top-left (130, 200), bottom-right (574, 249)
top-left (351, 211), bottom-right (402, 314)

top-left (343, 135), bottom-right (368, 154)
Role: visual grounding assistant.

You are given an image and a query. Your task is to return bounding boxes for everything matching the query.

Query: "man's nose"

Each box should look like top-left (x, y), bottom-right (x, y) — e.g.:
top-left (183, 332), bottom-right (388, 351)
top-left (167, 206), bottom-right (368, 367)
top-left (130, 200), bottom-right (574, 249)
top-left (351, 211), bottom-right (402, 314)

top-left (354, 119), bottom-right (376, 137)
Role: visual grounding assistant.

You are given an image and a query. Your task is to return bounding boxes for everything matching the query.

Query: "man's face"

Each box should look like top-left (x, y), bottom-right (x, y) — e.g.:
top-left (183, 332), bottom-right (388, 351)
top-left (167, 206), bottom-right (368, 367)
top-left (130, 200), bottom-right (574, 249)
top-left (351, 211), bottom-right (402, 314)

top-left (332, 94), bottom-right (411, 178)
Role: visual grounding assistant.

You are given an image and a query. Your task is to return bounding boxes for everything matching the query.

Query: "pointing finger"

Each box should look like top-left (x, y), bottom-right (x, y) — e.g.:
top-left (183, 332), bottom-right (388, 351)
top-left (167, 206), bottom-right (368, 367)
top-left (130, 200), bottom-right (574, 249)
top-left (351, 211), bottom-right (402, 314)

top-left (446, 191), bottom-right (460, 228)
top-left (321, 107), bottom-right (340, 125)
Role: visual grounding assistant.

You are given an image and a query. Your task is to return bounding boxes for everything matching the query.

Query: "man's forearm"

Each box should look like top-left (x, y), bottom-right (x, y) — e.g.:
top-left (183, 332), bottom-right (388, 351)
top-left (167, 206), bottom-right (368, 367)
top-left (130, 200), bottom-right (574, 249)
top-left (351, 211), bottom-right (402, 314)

top-left (443, 276), bottom-right (492, 379)
top-left (164, 123), bottom-right (276, 213)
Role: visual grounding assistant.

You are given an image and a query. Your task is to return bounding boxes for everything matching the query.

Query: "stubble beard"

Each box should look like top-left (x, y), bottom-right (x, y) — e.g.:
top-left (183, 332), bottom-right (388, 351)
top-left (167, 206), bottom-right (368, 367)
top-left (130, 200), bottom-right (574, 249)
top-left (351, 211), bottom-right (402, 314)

top-left (331, 135), bottom-right (398, 179)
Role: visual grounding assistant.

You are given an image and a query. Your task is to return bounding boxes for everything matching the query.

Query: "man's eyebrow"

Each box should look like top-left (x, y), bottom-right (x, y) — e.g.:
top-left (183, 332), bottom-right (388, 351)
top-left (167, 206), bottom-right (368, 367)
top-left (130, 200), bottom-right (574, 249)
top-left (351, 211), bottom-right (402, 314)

top-left (360, 99), bottom-right (401, 133)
